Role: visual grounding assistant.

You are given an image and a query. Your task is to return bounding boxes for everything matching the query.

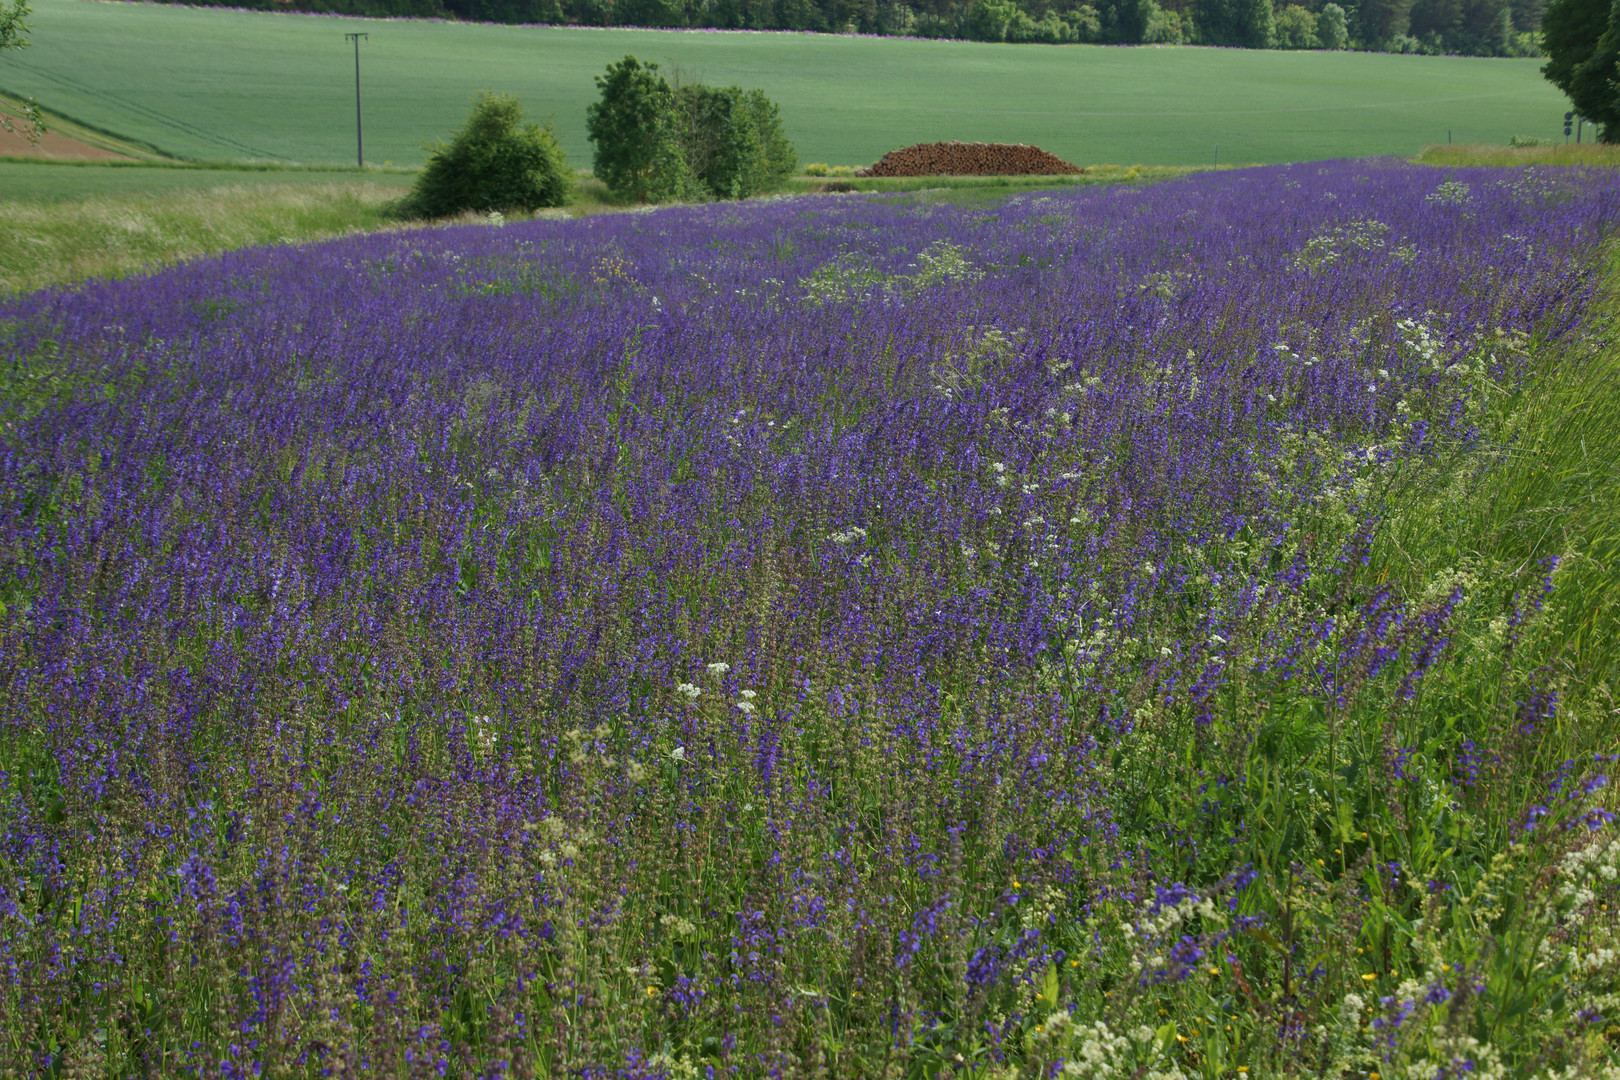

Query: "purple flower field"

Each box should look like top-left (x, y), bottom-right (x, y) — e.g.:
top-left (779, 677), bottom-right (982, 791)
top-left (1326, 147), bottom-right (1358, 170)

top-left (4, 161), bottom-right (1620, 1077)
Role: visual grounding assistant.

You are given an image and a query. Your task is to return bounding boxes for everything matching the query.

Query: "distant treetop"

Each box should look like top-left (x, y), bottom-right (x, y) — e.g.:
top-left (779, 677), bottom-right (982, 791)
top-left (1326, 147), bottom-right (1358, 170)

top-left (125, 0), bottom-right (1540, 56)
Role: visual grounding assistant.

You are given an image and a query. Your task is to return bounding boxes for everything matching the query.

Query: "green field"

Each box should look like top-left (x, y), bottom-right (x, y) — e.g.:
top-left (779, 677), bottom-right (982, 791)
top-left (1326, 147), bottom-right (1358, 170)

top-left (0, 159), bottom-right (417, 201)
top-left (1, 0), bottom-right (1570, 169)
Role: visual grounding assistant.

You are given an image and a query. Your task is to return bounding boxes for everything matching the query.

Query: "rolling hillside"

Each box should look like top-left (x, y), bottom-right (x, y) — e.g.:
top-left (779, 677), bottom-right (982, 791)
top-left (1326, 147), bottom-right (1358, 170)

top-left (0, 0), bottom-right (1570, 168)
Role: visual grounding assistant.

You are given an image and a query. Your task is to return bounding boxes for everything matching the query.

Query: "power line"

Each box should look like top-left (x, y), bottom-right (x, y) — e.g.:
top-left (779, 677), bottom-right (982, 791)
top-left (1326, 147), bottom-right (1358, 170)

top-left (7, 57), bottom-right (288, 161)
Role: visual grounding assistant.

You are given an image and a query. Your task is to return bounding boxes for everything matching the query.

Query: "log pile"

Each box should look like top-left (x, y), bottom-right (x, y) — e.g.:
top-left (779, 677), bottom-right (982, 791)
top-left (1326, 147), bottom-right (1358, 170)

top-left (858, 142), bottom-right (1083, 177)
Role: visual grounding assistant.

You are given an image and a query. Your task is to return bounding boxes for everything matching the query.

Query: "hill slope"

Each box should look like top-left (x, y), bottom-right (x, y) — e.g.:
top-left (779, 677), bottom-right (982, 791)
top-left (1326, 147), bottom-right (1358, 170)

top-left (1, 0), bottom-right (1569, 167)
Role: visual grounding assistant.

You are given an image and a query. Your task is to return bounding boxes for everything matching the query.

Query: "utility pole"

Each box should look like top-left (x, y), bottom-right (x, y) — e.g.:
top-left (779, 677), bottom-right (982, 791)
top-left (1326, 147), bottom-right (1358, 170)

top-left (345, 32), bottom-right (368, 168)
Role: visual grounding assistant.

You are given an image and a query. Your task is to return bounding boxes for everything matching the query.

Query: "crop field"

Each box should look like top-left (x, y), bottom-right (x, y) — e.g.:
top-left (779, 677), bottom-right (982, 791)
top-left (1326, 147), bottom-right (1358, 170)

top-left (6, 0), bottom-right (1569, 169)
top-left (4, 160), bottom-right (1620, 1076)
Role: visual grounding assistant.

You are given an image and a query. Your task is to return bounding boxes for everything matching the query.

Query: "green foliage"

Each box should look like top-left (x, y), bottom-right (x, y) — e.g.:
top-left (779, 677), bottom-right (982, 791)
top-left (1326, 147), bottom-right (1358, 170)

top-left (0, 0), bottom-right (27, 50)
top-left (1196, 0), bottom-right (1274, 46)
top-left (1317, 1), bottom-right (1350, 47)
top-left (962, 0), bottom-right (1089, 41)
top-left (1274, 2), bottom-right (1321, 47)
top-left (1542, 0), bottom-right (1620, 141)
top-left (1098, 0), bottom-right (1174, 42)
top-left (1358, 0), bottom-right (1415, 44)
top-left (402, 93), bottom-right (571, 218)
top-left (590, 55), bottom-right (795, 203)
top-left (614, 0), bottom-right (685, 24)
top-left (586, 56), bottom-right (690, 203)
top-left (673, 84), bottom-right (797, 199)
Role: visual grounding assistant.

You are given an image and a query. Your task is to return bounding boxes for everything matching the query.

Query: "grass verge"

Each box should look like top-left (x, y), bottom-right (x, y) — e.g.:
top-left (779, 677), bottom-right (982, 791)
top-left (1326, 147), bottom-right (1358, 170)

top-left (1416, 142), bottom-right (1620, 167)
top-left (0, 180), bottom-right (413, 294)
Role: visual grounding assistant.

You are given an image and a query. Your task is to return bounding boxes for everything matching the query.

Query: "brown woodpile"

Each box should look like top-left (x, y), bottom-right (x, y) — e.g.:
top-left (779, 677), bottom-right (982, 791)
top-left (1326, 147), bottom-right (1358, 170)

top-left (858, 142), bottom-right (1083, 177)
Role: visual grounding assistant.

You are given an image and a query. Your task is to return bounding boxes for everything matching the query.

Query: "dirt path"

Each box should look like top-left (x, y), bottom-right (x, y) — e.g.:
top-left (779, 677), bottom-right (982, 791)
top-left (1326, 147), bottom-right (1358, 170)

top-left (0, 122), bottom-right (134, 161)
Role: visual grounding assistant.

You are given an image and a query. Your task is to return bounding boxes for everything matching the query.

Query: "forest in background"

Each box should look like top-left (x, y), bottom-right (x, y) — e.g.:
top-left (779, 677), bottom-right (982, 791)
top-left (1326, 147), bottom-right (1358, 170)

top-left (136, 0), bottom-right (1542, 57)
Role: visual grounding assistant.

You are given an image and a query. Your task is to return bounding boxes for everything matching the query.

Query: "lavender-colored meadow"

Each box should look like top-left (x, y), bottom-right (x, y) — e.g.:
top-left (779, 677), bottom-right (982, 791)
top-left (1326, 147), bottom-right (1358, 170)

top-left (3, 161), bottom-right (1619, 1077)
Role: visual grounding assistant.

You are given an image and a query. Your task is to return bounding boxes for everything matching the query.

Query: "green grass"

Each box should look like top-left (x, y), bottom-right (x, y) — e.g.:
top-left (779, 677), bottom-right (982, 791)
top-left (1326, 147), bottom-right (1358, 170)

top-left (2, 0), bottom-right (1571, 169)
top-left (1415, 141), bottom-right (1620, 167)
top-left (0, 158), bottom-right (417, 202)
top-left (0, 180), bottom-right (418, 294)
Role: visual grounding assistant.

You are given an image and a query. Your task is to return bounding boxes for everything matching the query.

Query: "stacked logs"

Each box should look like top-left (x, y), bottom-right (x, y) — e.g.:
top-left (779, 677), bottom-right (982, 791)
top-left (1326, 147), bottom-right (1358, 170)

top-left (858, 141), bottom-right (1083, 177)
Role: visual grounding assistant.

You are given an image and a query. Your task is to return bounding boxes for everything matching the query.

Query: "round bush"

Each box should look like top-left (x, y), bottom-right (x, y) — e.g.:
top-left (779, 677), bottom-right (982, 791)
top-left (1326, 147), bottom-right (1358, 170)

top-left (403, 93), bottom-right (571, 218)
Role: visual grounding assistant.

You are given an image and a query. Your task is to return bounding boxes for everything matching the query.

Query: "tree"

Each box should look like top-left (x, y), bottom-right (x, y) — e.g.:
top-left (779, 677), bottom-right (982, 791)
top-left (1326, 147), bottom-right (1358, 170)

top-left (616, 0), bottom-right (686, 24)
top-left (672, 84), bottom-right (795, 197)
top-left (1542, 0), bottom-right (1620, 140)
top-left (1196, 0), bottom-right (1273, 45)
top-left (1317, 2), bottom-right (1351, 46)
top-left (1357, 0), bottom-right (1414, 44)
top-left (589, 56), bottom-right (794, 203)
top-left (1099, 0), bottom-right (1163, 41)
top-left (587, 55), bottom-right (693, 202)
top-left (964, 0), bottom-right (1027, 38)
top-left (402, 93), bottom-right (571, 217)
top-left (1275, 2), bottom-right (1321, 45)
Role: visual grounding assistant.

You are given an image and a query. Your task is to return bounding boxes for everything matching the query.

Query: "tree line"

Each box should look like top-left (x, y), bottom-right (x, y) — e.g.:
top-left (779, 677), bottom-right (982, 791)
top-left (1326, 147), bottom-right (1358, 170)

top-left (147, 0), bottom-right (1541, 57)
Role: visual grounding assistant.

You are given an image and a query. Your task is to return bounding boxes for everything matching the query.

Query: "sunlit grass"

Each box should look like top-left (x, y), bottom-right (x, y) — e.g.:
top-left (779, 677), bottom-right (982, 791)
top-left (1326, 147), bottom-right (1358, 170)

top-left (1416, 142), bottom-right (1620, 168)
top-left (0, 182), bottom-right (414, 294)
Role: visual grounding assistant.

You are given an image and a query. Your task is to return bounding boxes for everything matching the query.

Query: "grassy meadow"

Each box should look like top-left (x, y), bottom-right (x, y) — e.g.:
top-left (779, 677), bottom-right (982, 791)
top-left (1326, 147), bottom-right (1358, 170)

top-left (1415, 142), bottom-right (1620, 168)
top-left (3, 0), bottom-right (1569, 168)
top-left (0, 179), bottom-right (422, 294)
top-left (0, 159), bottom-right (417, 202)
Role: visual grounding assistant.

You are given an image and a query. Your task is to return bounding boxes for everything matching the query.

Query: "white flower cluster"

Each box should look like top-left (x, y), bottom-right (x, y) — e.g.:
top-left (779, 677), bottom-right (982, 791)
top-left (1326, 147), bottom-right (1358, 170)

top-left (829, 526), bottom-right (868, 544)
top-left (1425, 180), bottom-right (1472, 206)
top-left (1029, 1013), bottom-right (1187, 1080)
top-left (468, 714), bottom-right (497, 755)
top-left (1557, 833), bottom-right (1620, 920)
top-left (1136, 894), bottom-right (1218, 940)
top-left (1060, 1020), bottom-right (1131, 1078)
top-left (660, 912), bottom-right (698, 938)
top-left (524, 814), bottom-right (593, 869)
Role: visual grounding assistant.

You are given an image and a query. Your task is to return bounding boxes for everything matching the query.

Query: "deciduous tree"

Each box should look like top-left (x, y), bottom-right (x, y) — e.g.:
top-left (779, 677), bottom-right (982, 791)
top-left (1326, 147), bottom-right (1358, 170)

top-left (1542, 0), bottom-right (1620, 140)
top-left (586, 55), bottom-right (691, 202)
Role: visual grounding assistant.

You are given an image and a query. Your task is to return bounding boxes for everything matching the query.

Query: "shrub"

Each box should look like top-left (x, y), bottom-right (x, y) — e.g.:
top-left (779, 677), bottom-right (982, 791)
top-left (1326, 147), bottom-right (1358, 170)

top-left (402, 93), bottom-right (571, 218)
top-left (589, 55), bottom-right (795, 203)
